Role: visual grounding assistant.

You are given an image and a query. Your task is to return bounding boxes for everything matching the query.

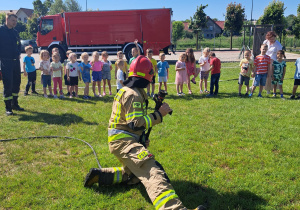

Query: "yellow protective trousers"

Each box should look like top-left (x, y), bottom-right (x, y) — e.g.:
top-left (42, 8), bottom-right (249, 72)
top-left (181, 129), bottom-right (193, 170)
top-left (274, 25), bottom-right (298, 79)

top-left (109, 138), bottom-right (186, 210)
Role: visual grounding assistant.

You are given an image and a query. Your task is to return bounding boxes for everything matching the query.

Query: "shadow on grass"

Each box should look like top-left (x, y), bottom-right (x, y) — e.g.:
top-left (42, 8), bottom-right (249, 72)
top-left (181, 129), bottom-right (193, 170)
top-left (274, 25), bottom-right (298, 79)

top-left (90, 180), bottom-right (267, 209)
top-left (16, 110), bottom-right (97, 125)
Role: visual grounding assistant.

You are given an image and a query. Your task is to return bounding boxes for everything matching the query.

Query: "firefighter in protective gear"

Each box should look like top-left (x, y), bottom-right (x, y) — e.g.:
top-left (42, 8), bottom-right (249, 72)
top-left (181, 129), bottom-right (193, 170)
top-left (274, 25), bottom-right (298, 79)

top-left (0, 12), bottom-right (24, 116)
top-left (84, 56), bottom-right (206, 210)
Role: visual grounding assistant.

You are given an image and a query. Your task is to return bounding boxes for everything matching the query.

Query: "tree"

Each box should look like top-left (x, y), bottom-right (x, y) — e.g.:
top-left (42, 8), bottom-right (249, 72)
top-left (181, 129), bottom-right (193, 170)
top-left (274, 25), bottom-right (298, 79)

top-left (258, 0), bottom-right (286, 40)
top-left (285, 14), bottom-right (295, 31)
top-left (33, 0), bottom-right (53, 16)
top-left (48, 0), bottom-right (66, 15)
top-left (33, 0), bottom-right (47, 16)
top-left (172, 21), bottom-right (184, 44)
top-left (65, 0), bottom-right (82, 12)
top-left (26, 14), bottom-right (39, 38)
top-left (15, 21), bottom-right (27, 33)
top-left (292, 4), bottom-right (300, 39)
top-left (224, 2), bottom-right (245, 50)
top-left (189, 4), bottom-right (208, 50)
top-left (0, 13), bottom-right (5, 25)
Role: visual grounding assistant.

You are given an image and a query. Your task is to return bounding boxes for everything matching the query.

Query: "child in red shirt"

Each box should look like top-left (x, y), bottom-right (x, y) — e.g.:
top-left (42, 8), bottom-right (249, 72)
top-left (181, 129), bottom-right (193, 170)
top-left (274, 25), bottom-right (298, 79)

top-left (207, 52), bottom-right (221, 97)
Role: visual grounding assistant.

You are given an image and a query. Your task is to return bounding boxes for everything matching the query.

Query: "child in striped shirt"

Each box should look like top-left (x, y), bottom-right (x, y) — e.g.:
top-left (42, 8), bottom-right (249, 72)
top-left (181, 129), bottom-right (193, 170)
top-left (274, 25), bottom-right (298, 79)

top-left (249, 44), bottom-right (271, 97)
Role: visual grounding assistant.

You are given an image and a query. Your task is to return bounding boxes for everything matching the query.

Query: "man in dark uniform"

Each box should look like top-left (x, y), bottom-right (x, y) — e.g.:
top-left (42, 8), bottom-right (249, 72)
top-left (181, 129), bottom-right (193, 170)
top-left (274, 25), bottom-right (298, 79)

top-left (0, 12), bottom-right (24, 116)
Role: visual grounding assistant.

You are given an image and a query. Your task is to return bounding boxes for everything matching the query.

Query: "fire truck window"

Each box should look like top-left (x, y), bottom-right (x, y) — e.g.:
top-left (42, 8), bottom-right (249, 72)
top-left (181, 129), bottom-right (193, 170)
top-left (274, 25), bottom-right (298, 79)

top-left (41, 19), bottom-right (53, 35)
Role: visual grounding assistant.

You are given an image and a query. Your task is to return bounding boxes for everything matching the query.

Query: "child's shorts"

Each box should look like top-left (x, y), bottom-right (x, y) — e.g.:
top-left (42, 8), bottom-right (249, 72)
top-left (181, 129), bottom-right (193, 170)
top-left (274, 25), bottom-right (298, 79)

top-left (294, 79), bottom-right (300, 86)
top-left (42, 75), bottom-right (51, 88)
top-left (102, 69), bottom-right (111, 80)
top-left (92, 71), bottom-right (102, 82)
top-left (82, 73), bottom-right (91, 83)
top-left (158, 76), bottom-right (167, 83)
top-left (64, 74), bottom-right (70, 86)
top-left (151, 76), bottom-right (156, 84)
top-left (238, 74), bottom-right (250, 86)
top-left (200, 71), bottom-right (209, 80)
top-left (70, 76), bottom-right (78, 86)
top-left (272, 78), bottom-right (283, 85)
top-left (253, 73), bottom-right (267, 86)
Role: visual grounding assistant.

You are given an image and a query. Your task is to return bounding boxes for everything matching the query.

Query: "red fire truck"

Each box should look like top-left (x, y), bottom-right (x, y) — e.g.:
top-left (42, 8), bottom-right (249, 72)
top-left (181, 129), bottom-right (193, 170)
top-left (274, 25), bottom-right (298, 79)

top-left (36, 8), bottom-right (173, 61)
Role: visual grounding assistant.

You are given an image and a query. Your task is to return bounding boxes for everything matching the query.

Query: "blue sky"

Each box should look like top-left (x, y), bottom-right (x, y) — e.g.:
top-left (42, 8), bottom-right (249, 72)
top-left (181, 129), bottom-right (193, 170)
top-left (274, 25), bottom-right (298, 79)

top-left (2, 0), bottom-right (298, 21)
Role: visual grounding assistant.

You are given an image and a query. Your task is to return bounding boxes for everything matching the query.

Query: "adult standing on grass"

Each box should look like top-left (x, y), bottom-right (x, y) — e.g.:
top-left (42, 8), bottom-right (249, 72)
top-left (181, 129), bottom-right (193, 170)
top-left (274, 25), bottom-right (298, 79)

top-left (0, 12), bottom-right (24, 116)
top-left (263, 31), bottom-right (283, 94)
top-left (84, 55), bottom-right (206, 210)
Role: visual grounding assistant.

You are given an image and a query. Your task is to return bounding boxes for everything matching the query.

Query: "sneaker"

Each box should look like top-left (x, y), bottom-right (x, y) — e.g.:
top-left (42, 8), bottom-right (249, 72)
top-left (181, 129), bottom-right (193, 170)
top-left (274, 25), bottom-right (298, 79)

top-left (103, 91), bottom-right (106, 96)
top-left (297, 95), bottom-right (300, 99)
top-left (180, 92), bottom-right (185, 96)
top-left (98, 94), bottom-right (102, 97)
top-left (66, 92), bottom-right (70, 96)
top-left (272, 93), bottom-right (276, 98)
top-left (188, 90), bottom-right (192, 95)
top-left (191, 78), bottom-right (196, 84)
top-left (244, 93), bottom-right (249, 97)
top-left (238, 93), bottom-right (242, 97)
top-left (72, 91), bottom-right (75, 97)
top-left (205, 90), bottom-right (209, 93)
top-left (147, 92), bottom-right (150, 97)
top-left (44, 94), bottom-right (48, 98)
top-left (83, 95), bottom-right (89, 99)
top-left (49, 94), bottom-right (54, 97)
top-left (94, 93), bottom-right (99, 97)
top-left (249, 93), bottom-right (253, 97)
top-left (24, 92), bottom-right (28, 96)
top-left (87, 96), bottom-right (92, 99)
top-left (177, 93), bottom-right (181, 96)
top-left (31, 91), bottom-right (39, 94)
top-left (258, 94), bottom-right (263, 98)
top-left (200, 90), bottom-right (203, 94)
top-left (69, 95), bottom-right (73, 98)
top-left (60, 95), bottom-right (65, 99)
top-left (150, 93), bottom-right (154, 98)
top-left (280, 94), bottom-right (284, 99)
top-left (290, 95), bottom-right (295, 99)
top-left (53, 95), bottom-right (58, 99)
top-left (109, 91), bottom-right (112, 95)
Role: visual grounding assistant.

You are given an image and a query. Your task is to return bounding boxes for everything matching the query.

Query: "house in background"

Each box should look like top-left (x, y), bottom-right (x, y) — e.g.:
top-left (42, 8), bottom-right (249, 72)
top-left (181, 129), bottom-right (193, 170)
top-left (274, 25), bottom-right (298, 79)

top-left (182, 17), bottom-right (224, 39)
top-left (0, 8), bottom-right (34, 24)
top-left (202, 16), bottom-right (223, 39)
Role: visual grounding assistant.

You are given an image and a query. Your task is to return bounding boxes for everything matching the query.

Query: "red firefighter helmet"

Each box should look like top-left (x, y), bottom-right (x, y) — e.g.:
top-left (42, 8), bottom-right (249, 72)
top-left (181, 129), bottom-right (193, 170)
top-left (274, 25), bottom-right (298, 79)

top-left (128, 55), bottom-right (154, 82)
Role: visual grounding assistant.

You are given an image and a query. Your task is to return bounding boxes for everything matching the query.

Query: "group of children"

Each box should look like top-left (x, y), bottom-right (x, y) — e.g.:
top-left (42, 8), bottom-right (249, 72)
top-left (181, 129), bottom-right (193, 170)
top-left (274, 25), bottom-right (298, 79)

top-left (22, 44), bottom-right (300, 100)
top-left (238, 44), bottom-right (300, 99)
top-left (23, 46), bottom-right (115, 99)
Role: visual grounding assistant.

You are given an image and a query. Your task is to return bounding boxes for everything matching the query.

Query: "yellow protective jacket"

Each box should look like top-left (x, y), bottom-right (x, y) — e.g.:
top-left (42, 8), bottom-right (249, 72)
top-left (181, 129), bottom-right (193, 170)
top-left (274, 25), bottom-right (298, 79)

top-left (108, 86), bottom-right (162, 142)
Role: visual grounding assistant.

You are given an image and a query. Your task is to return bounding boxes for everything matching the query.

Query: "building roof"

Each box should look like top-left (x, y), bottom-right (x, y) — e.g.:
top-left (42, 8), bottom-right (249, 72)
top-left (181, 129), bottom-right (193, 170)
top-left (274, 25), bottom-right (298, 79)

top-left (0, 8), bottom-right (33, 18)
top-left (182, 22), bottom-right (193, 32)
top-left (17, 8), bottom-right (34, 17)
top-left (215, 21), bottom-right (225, 30)
top-left (0, 10), bottom-right (18, 14)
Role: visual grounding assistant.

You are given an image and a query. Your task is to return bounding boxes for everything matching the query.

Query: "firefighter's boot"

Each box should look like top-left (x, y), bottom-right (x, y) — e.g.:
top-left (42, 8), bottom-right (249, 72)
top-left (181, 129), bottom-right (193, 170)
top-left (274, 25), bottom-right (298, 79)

top-left (5, 100), bottom-right (13, 116)
top-left (12, 96), bottom-right (24, 111)
top-left (84, 167), bottom-right (132, 188)
top-left (190, 205), bottom-right (207, 210)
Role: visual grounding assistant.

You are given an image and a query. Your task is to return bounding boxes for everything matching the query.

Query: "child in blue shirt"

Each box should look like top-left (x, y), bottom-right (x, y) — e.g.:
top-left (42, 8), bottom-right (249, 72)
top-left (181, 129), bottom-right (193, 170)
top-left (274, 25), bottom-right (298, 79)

top-left (290, 57), bottom-right (300, 99)
top-left (79, 52), bottom-right (92, 99)
top-left (23, 46), bottom-right (38, 95)
top-left (157, 53), bottom-right (169, 93)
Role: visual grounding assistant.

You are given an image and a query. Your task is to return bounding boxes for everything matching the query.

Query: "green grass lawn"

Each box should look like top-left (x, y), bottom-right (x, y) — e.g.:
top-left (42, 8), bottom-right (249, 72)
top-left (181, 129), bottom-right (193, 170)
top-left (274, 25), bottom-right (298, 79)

top-left (0, 62), bottom-right (299, 209)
